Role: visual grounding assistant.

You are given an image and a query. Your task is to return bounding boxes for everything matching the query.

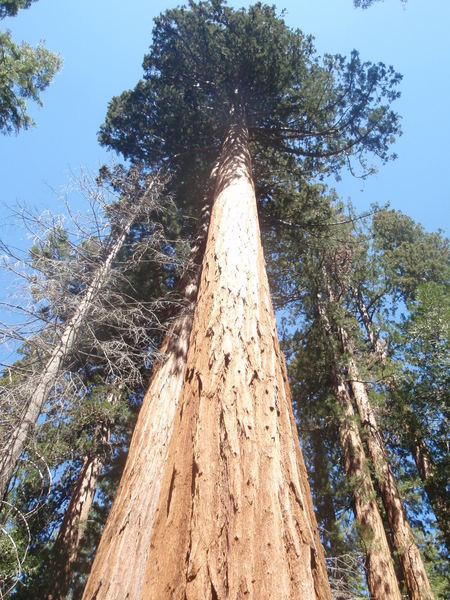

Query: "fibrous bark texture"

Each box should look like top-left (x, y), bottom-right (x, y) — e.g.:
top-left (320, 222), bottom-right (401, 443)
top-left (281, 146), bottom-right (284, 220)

top-left (345, 347), bottom-right (434, 600)
top-left (49, 393), bottom-right (115, 600)
top-left (355, 297), bottom-right (449, 554)
top-left (81, 293), bottom-right (196, 600)
top-left (82, 187), bottom-right (214, 600)
top-left (138, 124), bottom-right (330, 599)
top-left (50, 454), bottom-right (104, 599)
top-left (317, 297), bottom-right (402, 600)
top-left (332, 370), bottom-right (402, 600)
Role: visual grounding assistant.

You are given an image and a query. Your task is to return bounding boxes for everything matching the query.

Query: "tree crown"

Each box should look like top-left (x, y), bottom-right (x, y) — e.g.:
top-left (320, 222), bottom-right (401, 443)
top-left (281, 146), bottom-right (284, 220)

top-left (0, 0), bottom-right (37, 19)
top-left (99, 0), bottom-right (402, 185)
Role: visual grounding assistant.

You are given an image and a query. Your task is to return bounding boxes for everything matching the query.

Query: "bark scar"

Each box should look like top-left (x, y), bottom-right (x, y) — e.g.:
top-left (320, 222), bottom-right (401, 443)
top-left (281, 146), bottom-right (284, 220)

top-left (167, 466), bottom-right (177, 516)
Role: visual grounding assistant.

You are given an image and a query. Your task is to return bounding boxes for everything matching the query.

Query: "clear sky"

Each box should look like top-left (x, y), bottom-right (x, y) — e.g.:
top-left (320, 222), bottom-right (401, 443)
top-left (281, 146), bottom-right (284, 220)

top-left (0, 0), bottom-right (449, 247)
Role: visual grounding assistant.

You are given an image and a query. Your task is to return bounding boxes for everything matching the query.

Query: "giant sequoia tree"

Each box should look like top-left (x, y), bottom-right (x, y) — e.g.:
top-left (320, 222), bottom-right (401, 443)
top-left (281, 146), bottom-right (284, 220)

top-left (82, 2), bottom-right (401, 598)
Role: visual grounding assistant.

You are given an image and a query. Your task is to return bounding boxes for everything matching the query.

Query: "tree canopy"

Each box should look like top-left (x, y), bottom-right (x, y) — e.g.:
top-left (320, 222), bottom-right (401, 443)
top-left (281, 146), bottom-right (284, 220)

top-left (354, 0), bottom-right (407, 8)
top-left (0, 0), bottom-right (37, 19)
top-left (99, 0), bottom-right (401, 190)
top-left (0, 0), bottom-right (61, 134)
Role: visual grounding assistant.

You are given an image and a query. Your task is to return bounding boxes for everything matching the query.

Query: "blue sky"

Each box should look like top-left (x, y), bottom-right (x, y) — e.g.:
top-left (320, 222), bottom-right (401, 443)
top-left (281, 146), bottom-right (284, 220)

top-left (1, 0), bottom-right (449, 238)
top-left (0, 0), bottom-right (449, 249)
top-left (0, 0), bottom-right (446, 560)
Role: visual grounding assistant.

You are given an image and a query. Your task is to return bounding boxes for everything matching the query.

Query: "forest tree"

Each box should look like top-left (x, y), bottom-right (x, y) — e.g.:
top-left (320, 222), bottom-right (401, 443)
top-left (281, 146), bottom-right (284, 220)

top-left (81, 2), bottom-right (402, 599)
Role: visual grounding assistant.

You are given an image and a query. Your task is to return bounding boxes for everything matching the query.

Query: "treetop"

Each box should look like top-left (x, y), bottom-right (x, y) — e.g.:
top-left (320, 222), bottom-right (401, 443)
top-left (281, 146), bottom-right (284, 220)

top-left (99, 0), bottom-right (402, 184)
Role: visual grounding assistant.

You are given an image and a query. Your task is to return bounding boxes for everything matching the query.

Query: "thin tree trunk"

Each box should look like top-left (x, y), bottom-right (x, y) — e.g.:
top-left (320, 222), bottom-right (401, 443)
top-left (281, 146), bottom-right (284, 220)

top-left (84, 123), bottom-right (331, 599)
top-left (52, 455), bottom-right (102, 599)
top-left (334, 372), bottom-right (401, 600)
top-left (317, 298), bottom-right (402, 600)
top-left (48, 392), bottom-right (116, 600)
top-left (310, 431), bottom-right (352, 600)
top-left (309, 429), bottom-right (338, 553)
top-left (336, 286), bottom-right (433, 598)
top-left (354, 289), bottom-right (449, 552)
top-left (0, 189), bottom-right (154, 503)
top-left (352, 288), bottom-right (387, 364)
top-left (81, 180), bottom-right (215, 599)
top-left (344, 347), bottom-right (433, 600)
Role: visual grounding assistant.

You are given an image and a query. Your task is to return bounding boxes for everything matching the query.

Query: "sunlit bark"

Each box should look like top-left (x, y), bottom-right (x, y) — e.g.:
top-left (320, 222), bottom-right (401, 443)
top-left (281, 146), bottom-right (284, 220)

top-left (345, 348), bottom-right (433, 600)
top-left (84, 123), bottom-right (331, 599)
top-left (354, 290), bottom-right (449, 554)
top-left (142, 123), bottom-right (330, 599)
top-left (335, 286), bottom-right (433, 597)
top-left (317, 296), bottom-right (402, 600)
top-left (82, 181), bottom-right (214, 600)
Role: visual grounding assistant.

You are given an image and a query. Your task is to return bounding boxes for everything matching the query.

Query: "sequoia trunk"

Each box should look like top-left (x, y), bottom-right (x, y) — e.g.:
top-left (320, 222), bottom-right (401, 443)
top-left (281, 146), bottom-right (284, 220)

top-left (81, 288), bottom-right (195, 599)
top-left (339, 288), bottom-right (433, 598)
top-left (49, 392), bottom-right (116, 600)
top-left (82, 182), bottom-right (214, 600)
top-left (52, 454), bottom-right (102, 599)
top-left (316, 298), bottom-right (402, 600)
top-left (144, 123), bottom-right (330, 598)
top-left (84, 123), bottom-right (331, 599)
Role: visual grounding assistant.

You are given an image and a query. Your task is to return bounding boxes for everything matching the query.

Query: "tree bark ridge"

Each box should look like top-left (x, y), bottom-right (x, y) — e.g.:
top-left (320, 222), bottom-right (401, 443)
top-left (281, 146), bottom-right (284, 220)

top-left (81, 178), bottom-right (215, 600)
top-left (316, 293), bottom-right (402, 600)
top-left (142, 124), bottom-right (330, 599)
top-left (343, 344), bottom-right (433, 599)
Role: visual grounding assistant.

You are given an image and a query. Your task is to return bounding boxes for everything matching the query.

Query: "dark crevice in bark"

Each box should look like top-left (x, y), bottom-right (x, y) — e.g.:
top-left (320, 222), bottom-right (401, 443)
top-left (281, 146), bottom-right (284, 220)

top-left (167, 467), bottom-right (177, 516)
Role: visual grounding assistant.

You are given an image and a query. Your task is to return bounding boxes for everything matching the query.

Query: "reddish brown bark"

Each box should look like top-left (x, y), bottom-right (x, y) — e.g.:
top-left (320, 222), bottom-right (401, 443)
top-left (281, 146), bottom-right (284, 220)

top-left (331, 284), bottom-right (433, 597)
top-left (80, 283), bottom-right (198, 599)
top-left (82, 180), bottom-right (214, 600)
top-left (355, 294), bottom-right (449, 552)
top-left (344, 348), bottom-right (434, 600)
top-left (317, 297), bottom-right (402, 600)
top-left (49, 392), bottom-right (119, 600)
top-left (83, 307), bottom-right (192, 600)
top-left (333, 374), bottom-right (401, 600)
top-left (141, 123), bottom-right (330, 599)
top-left (50, 453), bottom-right (103, 600)
top-left (83, 123), bottom-right (331, 599)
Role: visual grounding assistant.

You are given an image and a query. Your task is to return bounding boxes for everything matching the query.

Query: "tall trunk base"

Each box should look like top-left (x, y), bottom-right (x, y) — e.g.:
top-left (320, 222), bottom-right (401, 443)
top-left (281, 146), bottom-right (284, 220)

top-left (142, 125), bottom-right (330, 599)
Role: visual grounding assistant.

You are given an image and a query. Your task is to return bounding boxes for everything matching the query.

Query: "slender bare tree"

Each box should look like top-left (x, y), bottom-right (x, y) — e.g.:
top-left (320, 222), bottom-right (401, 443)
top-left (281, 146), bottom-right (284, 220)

top-left (0, 168), bottom-right (174, 502)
